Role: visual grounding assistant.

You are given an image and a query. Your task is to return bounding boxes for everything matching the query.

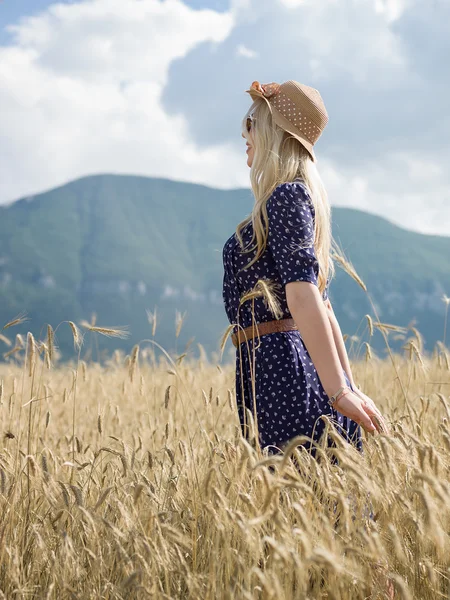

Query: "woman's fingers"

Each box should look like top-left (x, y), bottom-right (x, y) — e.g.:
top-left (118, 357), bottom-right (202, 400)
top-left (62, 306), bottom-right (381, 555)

top-left (336, 391), bottom-right (389, 435)
top-left (370, 414), bottom-right (385, 434)
top-left (360, 413), bottom-right (377, 434)
top-left (356, 391), bottom-right (390, 434)
top-left (362, 402), bottom-right (390, 434)
top-left (351, 401), bottom-right (377, 434)
top-left (374, 413), bottom-right (389, 434)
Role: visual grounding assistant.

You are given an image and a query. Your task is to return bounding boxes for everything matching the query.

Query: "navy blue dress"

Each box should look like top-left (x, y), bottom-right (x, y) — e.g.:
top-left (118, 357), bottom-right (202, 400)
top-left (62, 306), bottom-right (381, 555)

top-left (222, 180), bottom-right (362, 457)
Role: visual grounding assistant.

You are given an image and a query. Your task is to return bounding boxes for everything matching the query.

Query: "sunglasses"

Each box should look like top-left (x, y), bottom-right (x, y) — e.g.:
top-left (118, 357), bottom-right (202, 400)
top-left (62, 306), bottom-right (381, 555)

top-left (246, 115), bottom-right (255, 133)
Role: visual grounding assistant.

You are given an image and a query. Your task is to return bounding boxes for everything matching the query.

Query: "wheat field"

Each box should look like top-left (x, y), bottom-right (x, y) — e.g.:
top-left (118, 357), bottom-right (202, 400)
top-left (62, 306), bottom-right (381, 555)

top-left (0, 296), bottom-right (450, 599)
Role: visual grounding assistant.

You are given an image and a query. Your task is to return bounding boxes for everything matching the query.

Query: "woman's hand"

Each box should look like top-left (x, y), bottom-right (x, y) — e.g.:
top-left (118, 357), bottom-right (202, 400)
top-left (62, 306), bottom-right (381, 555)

top-left (334, 388), bottom-right (390, 435)
top-left (353, 387), bottom-right (390, 434)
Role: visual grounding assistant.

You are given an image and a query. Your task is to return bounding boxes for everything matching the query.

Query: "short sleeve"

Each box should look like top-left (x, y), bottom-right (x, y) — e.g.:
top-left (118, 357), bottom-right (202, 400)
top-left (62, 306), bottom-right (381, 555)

top-left (266, 181), bottom-right (321, 292)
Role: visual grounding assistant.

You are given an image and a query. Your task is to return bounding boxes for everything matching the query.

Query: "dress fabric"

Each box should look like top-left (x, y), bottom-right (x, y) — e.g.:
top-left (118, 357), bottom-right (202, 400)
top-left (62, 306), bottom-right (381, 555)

top-left (222, 180), bottom-right (362, 457)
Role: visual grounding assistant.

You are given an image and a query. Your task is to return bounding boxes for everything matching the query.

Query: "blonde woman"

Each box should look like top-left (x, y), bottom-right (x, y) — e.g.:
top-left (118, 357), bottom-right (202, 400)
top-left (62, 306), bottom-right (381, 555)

top-left (222, 80), bottom-right (390, 459)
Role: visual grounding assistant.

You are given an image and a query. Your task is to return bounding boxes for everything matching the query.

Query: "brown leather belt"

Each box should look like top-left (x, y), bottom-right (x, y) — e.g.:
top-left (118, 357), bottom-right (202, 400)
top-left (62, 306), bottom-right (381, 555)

top-left (231, 317), bottom-right (299, 348)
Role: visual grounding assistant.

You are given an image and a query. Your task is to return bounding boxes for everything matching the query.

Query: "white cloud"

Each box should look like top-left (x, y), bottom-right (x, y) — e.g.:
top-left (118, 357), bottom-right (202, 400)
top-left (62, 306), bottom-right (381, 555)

top-left (236, 43), bottom-right (259, 59)
top-left (162, 0), bottom-right (450, 235)
top-left (1, 0), bottom-right (449, 237)
top-left (278, 0), bottom-right (306, 7)
top-left (0, 0), bottom-right (242, 204)
top-left (282, 0), bottom-right (409, 23)
top-left (374, 0), bottom-right (410, 22)
top-left (321, 152), bottom-right (450, 235)
top-left (7, 0), bottom-right (232, 85)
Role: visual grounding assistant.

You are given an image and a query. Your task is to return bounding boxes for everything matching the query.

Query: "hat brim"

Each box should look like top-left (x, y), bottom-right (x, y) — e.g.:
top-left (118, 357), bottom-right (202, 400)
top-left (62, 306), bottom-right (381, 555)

top-left (272, 110), bottom-right (316, 162)
top-left (245, 90), bottom-right (316, 162)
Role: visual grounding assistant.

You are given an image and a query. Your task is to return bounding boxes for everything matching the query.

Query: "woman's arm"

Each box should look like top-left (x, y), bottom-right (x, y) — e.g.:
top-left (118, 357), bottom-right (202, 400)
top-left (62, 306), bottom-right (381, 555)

top-left (286, 281), bottom-right (386, 433)
top-left (323, 298), bottom-right (357, 389)
top-left (286, 282), bottom-right (348, 399)
top-left (264, 182), bottom-right (384, 433)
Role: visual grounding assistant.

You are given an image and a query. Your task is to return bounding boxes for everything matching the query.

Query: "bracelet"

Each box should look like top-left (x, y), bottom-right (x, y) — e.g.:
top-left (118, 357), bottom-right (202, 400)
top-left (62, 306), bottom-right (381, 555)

top-left (328, 385), bottom-right (352, 408)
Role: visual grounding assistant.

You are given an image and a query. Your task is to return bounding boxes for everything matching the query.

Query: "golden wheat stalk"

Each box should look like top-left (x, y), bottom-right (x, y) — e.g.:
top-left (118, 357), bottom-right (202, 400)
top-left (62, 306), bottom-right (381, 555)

top-left (219, 278), bottom-right (284, 354)
top-left (146, 307), bottom-right (158, 336)
top-left (3, 311), bottom-right (29, 330)
top-left (330, 251), bottom-right (367, 291)
top-left (373, 321), bottom-right (408, 333)
top-left (164, 385), bottom-right (171, 409)
top-left (67, 321), bottom-right (82, 350)
top-left (410, 326), bottom-right (424, 352)
top-left (362, 341), bottom-right (373, 362)
top-left (175, 310), bottom-right (187, 339)
top-left (3, 345), bottom-right (22, 359)
top-left (254, 278), bottom-right (283, 319)
top-left (46, 324), bottom-right (54, 362)
top-left (44, 346), bottom-right (51, 369)
top-left (129, 344), bottom-right (139, 382)
top-left (408, 340), bottom-right (427, 372)
top-left (219, 323), bottom-right (237, 355)
top-left (80, 322), bottom-right (129, 339)
top-left (365, 314), bottom-right (374, 337)
top-left (26, 332), bottom-right (36, 377)
top-left (0, 333), bottom-right (11, 347)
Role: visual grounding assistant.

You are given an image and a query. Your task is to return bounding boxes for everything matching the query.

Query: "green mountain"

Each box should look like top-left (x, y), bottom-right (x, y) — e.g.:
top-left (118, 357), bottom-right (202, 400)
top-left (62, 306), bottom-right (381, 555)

top-left (0, 174), bottom-right (448, 362)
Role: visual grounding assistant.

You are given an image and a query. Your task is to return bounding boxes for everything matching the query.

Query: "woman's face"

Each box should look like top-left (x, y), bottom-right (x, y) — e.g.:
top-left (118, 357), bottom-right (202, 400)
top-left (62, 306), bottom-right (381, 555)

top-left (242, 115), bottom-right (255, 168)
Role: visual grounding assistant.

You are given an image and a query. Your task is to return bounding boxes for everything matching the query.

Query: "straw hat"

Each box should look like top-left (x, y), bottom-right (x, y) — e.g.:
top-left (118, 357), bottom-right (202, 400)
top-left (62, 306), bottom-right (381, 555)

top-left (246, 80), bottom-right (329, 162)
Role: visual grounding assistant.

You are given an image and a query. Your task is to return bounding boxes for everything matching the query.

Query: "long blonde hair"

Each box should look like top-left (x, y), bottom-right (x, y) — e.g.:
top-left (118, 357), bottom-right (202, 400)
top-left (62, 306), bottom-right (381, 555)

top-left (235, 97), bottom-right (335, 298)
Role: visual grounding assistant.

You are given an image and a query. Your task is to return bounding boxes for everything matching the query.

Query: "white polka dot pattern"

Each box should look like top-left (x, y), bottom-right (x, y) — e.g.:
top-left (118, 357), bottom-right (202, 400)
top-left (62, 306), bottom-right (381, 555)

top-left (222, 181), bottom-right (363, 456)
top-left (266, 181), bottom-right (320, 287)
top-left (271, 92), bottom-right (322, 144)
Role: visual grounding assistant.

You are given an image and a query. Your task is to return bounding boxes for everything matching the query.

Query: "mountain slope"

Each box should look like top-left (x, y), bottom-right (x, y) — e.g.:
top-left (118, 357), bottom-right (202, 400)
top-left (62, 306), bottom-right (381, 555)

top-left (0, 174), bottom-right (448, 361)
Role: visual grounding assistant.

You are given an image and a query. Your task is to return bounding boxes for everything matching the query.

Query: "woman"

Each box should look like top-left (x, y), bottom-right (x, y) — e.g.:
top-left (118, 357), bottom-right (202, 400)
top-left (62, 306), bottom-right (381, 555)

top-left (222, 79), bottom-right (390, 458)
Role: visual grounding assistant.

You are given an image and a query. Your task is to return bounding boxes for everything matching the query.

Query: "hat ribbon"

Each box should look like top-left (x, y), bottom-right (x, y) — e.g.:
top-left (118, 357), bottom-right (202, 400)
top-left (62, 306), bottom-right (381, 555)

top-left (250, 80), bottom-right (280, 99)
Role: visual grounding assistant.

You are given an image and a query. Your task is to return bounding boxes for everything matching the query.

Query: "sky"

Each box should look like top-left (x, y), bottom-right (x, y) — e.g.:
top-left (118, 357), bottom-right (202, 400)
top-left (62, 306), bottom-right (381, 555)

top-left (0, 0), bottom-right (449, 235)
